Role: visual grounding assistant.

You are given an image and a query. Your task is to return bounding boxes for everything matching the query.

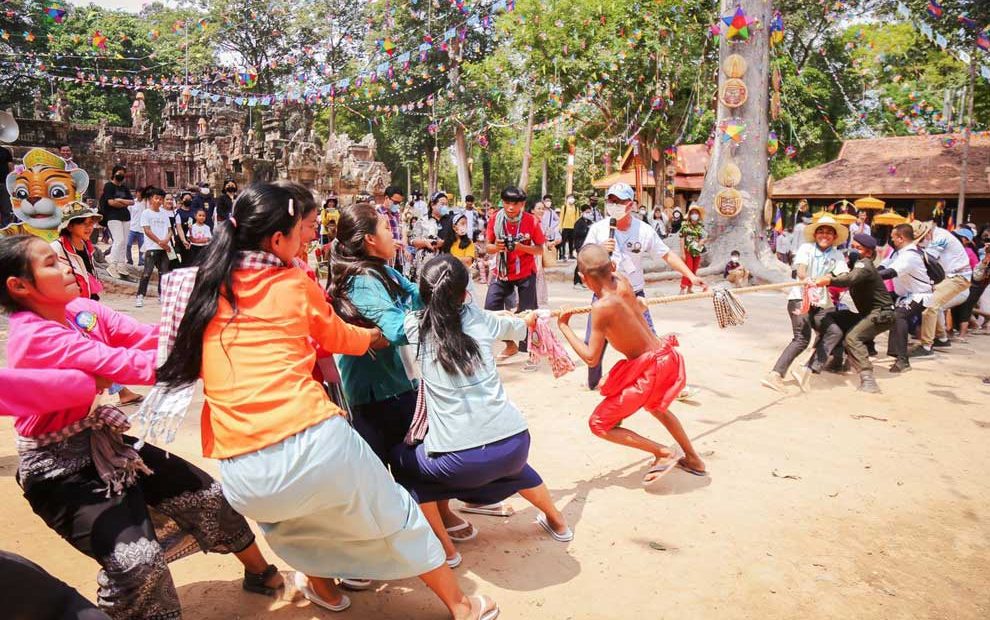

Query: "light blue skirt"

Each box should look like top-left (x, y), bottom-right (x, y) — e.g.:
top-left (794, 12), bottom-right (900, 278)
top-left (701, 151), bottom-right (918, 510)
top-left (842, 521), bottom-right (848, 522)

top-left (220, 415), bottom-right (445, 580)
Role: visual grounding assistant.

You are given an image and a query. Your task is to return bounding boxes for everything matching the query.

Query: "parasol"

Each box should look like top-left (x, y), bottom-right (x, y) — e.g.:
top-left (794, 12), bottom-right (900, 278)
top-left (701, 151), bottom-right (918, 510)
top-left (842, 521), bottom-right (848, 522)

top-left (871, 211), bottom-right (908, 226)
top-left (853, 195), bottom-right (885, 210)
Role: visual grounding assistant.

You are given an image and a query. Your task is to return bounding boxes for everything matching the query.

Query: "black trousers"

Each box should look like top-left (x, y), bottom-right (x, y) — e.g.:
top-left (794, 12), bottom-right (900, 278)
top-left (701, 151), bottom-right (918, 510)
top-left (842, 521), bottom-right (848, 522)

top-left (560, 229), bottom-right (574, 258)
top-left (888, 301), bottom-right (924, 361)
top-left (0, 550), bottom-right (110, 619)
top-left (19, 434), bottom-right (254, 619)
top-left (772, 301), bottom-right (843, 375)
top-left (137, 249), bottom-right (170, 297)
top-left (484, 273), bottom-right (537, 352)
top-left (351, 390), bottom-right (417, 466)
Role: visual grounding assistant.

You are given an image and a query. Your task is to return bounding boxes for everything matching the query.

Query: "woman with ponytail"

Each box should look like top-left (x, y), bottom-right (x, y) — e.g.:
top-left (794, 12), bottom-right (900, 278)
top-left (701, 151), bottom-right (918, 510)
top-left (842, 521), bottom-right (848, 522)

top-left (329, 202), bottom-right (481, 546)
top-left (393, 254), bottom-right (573, 567)
top-left (154, 182), bottom-right (498, 619)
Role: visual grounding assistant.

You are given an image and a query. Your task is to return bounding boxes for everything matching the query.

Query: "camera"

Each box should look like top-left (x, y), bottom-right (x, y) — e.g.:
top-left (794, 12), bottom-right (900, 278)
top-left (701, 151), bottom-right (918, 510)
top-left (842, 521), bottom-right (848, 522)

top-left (502, 235), bottom-right (516, 253)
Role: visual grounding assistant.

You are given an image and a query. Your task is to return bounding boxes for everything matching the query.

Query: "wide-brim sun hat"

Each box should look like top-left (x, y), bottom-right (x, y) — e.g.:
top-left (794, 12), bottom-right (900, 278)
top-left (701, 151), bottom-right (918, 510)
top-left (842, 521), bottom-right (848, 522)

top-left (803, 214), bottom-right (849, 246)
top-left (910, 220), bottom-right (934, 241)
top-left (686, 203), bottom-right (706, 220)
top-left (58, 201), bottom-right (102, 231)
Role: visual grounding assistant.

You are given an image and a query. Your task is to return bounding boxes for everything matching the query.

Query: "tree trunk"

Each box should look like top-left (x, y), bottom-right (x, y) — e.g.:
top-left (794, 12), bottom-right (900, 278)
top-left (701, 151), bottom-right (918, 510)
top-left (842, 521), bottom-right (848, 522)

top-left (540, 158), bottom-right (548, 198)
top-left (482, 149), bottom-right (492, 201)
top-left (697, 0), bottom-right (789, 283)
top-left (329, 103), bottom-right (336, 135)
top-left (518, 102), bottom-right (536, 190)
top-left (653, 140), bottom-right (664, 209)
top-left (427, 148), bottom-right (438, 195)
top-left (453, 125), bottom-right (473, 201)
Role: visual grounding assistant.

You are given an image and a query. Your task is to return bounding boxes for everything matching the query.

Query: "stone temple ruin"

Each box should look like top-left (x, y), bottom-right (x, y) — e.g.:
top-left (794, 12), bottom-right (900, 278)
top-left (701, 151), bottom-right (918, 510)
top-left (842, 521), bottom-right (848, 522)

top-left (5, 91), bottom-right (392, 202)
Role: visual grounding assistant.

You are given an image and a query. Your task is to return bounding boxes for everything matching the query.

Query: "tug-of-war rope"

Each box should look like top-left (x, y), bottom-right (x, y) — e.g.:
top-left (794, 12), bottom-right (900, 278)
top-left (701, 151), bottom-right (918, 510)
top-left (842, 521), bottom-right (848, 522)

top-left (528, 281), bottom-right (801, 379)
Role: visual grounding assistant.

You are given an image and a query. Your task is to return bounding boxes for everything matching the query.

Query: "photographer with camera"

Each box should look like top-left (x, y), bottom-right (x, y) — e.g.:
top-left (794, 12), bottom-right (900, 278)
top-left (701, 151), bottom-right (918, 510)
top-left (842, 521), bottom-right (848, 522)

top-left (409, 191), bottom-right (456, 280)
top-left (485, 186), bottom-right (546, 360)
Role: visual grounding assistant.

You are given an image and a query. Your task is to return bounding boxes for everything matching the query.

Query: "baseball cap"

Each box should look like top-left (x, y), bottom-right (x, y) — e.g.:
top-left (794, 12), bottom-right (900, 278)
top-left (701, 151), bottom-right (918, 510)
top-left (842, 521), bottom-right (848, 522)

top-left (606, 182), bottom-right (634, 201)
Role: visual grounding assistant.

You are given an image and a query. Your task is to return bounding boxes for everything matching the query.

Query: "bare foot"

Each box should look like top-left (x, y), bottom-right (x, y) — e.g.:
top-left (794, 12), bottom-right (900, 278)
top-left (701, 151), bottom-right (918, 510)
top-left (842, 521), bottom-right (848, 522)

top-left (678, 455), bottom-right (707, 476)
top-left (498, 341), bottom-right (519, 360)
top-left (455, 594), bottom-right (498, 620)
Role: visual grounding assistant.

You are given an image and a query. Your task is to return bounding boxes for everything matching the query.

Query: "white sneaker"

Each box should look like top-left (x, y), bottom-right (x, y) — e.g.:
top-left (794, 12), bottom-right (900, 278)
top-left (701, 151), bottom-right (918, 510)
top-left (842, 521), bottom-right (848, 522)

top-left (135, 295), bottom-right (144, 308)
top-left (106, 264), bottom-right (120, 279)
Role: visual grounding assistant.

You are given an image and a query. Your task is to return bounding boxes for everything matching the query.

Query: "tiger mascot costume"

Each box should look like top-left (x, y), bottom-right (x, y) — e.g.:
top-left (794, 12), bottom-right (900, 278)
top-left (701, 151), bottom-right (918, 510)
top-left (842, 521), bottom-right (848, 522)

top-left (2, 148), bottom-right (89, 243)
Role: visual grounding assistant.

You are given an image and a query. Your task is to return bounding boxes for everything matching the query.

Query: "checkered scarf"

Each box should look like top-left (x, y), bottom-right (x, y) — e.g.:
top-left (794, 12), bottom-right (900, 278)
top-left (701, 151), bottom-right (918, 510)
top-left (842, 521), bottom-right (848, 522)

top-left (18, 405), bottom-right (152, 497)
top-left (133, 251), bottom-right (287, 447)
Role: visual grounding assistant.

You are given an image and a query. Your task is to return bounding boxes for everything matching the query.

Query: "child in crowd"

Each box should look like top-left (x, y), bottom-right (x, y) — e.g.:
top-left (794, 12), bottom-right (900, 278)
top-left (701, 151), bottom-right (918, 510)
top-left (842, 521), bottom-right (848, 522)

top-left (135, 186), bottom-right (170, 308)
top-left (188, 207), bottom-right (213, 264)
top-left (723, 250), bottom-right (750, 286)
top-left (450, 213), bottom-right (476, 269)
top-left (126, 187), bottom-right (146, 267)
top-left (393, 254), bottom-right (573, 566)
top-left (152, 182), bottom-right (497, 619)
top-left (0, 234), bottom-right (281, 619)
top-left (557, 244), bottom-right (707, 482)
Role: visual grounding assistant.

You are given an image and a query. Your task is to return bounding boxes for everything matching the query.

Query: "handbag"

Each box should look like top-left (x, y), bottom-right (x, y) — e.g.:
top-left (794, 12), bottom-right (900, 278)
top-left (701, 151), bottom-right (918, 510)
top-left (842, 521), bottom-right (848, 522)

top-left (542, 247), bottom-right (558, 267)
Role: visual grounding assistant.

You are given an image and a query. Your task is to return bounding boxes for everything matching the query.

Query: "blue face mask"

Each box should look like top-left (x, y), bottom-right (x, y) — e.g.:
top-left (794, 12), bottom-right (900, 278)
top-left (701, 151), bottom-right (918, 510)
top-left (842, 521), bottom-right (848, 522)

top-left (389, 203), bottom-right (400, 213)
top-left (438, 205), bottom-right (450, 217)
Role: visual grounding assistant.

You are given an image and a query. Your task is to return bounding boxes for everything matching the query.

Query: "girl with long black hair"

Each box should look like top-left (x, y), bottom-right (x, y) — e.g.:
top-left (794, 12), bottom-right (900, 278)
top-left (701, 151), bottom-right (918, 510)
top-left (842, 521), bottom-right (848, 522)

top-left (1, 234), bottom-right (281, 619)
top-left (329, 202), bottom-right (481, 548)
top-left (393, 254), bottom-right (573, 567)
top-left (152, 182), bottom-right (498, 619)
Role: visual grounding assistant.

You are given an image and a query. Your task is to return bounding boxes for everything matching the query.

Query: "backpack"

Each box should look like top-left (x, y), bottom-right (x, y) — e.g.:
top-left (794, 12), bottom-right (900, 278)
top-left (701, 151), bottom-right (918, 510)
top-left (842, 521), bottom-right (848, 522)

top-left (913, 248), bottom-right (945, 284)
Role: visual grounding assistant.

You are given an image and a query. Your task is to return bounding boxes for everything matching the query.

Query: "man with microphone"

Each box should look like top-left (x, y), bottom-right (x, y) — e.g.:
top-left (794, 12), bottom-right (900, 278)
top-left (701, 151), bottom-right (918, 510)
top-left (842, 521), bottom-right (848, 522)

top-left (582, 182), bottom-right (707, 389)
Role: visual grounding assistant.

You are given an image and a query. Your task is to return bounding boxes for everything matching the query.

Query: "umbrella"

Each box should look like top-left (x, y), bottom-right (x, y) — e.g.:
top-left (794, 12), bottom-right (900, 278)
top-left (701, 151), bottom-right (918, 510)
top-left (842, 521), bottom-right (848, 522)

top-left (872, 211), bottom-right (907, 226)
top-left (854, 195), bottom-right (885, 210)
top-left (813, 210), bottom-right (857, 226)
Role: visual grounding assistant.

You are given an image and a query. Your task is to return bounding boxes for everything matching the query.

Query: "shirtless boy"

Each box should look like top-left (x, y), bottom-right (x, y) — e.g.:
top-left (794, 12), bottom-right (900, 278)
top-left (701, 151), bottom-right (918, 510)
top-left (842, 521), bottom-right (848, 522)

top-left (558, 244), bottom-right (707, 481)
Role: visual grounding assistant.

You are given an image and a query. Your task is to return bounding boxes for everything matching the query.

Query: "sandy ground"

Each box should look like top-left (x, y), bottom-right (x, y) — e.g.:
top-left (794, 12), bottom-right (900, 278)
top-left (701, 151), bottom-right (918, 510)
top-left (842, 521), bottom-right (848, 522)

top-left (1, 277), bottom-right (989, 619)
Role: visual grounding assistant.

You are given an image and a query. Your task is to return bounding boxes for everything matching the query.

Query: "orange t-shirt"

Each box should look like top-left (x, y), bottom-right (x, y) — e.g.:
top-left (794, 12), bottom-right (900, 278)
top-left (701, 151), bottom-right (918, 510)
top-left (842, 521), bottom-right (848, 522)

top-left (200, 266), bottom-right (374, 459)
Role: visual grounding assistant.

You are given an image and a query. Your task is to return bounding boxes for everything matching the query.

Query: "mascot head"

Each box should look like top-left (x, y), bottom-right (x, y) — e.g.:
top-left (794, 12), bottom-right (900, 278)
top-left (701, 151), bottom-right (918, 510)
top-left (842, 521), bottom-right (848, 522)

top-left (6, 148), bottom-right (89, 235)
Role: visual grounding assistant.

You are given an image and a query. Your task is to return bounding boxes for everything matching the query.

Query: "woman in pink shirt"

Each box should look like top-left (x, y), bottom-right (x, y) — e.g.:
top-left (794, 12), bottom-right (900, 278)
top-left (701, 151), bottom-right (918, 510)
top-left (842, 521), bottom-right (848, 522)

top-left (1, 234), bottom-right (282, 619)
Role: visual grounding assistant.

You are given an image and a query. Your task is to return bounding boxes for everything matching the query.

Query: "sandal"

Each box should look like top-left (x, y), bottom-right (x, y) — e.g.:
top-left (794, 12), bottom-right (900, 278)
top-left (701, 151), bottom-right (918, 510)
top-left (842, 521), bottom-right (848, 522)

top-left (243, 563), bottom-right (282, 597)
top-left (446, 520), bottom-right (478, 542)
top-left (472, 594), bottom-right (500, 620)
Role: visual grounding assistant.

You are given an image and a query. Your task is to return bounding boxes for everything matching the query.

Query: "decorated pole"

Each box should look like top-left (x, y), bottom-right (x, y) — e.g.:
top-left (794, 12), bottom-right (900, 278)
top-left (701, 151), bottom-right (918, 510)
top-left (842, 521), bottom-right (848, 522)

top-left (696, 0), bottom-right (789, 283)
top-left (956, 41), bottom-right (977, 226)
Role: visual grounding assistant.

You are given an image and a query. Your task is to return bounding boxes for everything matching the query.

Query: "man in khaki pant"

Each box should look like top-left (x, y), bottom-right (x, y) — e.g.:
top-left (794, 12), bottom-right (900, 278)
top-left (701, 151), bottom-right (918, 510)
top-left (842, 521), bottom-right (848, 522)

top-left (910, 221), bottom-right (972, 358)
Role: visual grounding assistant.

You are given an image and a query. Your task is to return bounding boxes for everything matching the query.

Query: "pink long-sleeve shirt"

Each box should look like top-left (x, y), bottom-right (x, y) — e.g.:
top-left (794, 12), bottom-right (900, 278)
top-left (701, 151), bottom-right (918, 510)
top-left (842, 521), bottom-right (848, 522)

top-left (5, 298), bottom-right (159, 437)
top-left (0, 369), bottom-right (98, 417)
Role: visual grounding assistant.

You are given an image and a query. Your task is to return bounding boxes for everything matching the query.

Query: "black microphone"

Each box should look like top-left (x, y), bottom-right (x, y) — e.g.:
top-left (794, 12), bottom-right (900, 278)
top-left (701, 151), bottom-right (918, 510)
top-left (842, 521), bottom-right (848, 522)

top-left (608, 217), bottom-right (617, 255)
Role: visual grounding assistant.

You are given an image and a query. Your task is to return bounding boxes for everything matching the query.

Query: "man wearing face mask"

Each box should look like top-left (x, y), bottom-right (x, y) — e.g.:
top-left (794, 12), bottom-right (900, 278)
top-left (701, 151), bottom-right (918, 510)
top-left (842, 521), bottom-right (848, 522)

top-left (571, 205), bottom-right (594, 287)
top-left (99, 164), bottom-right (135, 279)
top-left (457, 194), bottom-right (479, 240)
top-left (559, 194), bottom-right (580, 261)
top-left (410, 191), bottom-right (455, 278)
top-left (582, 183), bottom-right (706, 389)
top-left (379, 185), bottom-right (407, 270)
top-left (190, 182), bottom-right (216, 229)
top-left (216, 179), bottom-right (238, 223)
top-left (485, 186), bottom-right (546, 359)
top-left (174, 191), bottom-right (196, 264)
top-left (877, 223), bottom-right (934, 373)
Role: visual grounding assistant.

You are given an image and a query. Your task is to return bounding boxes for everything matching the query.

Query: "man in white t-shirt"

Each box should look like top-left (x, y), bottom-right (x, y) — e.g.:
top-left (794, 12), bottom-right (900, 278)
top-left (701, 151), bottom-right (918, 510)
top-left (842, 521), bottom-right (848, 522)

top-left (763, 216), bottom-right (850, 393)
top-left (912, 221), bottom-right (972, 355)
top-left (135, 187), bottom-right (171, 308)
top-left (849, 210), bottom-right (871, 238)
top-left (581, 182), bottom-right (705, 389)
top-left (878, 223), bottom-right (933, 372)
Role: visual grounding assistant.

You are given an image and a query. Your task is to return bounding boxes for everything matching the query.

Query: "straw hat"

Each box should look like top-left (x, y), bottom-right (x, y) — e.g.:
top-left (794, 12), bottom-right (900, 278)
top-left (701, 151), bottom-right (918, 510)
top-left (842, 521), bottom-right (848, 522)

top-left (803, 214), bottom-right (848, 246)
top-left (910, 220), bottom-right (934, 241)
top-left (686, 203), bottom-right (705, 220)
top-left (58, 201), bottom-right (102, 231)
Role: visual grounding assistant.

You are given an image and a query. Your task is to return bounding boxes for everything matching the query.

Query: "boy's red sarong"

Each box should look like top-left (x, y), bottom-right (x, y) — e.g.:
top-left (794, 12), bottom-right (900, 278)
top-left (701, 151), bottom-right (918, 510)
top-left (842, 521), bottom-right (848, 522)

top-left (589, 334), bottom-right (686, 436)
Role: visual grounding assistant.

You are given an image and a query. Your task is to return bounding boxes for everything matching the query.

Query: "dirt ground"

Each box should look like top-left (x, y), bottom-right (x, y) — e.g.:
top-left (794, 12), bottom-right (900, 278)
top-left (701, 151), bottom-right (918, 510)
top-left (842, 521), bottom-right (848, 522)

top-left (1, 278), bottom-right (988, 619)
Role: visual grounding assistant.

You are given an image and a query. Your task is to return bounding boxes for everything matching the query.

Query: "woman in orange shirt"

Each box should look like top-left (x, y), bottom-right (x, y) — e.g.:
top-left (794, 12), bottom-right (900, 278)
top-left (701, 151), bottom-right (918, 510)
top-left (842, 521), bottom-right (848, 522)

top-left (155, 182), bottom-right (498, 620)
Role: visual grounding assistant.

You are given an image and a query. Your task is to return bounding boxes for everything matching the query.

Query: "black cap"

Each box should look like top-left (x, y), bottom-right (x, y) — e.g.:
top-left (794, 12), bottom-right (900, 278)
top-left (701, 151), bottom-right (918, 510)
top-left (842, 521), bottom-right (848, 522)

top-left (853, 233), bottom-right (877, 250)
top-left (500, 186), bottom-right (526, 202)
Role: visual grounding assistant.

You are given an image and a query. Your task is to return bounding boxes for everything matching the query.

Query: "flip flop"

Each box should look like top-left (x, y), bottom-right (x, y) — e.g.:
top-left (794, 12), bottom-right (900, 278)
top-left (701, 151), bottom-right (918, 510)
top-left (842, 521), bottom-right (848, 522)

top-left (446, 552), bottom-right (463, 569)
top-left (294, 572), bottom-right (351, 612)
top-left (118, 395), bottom-right (144, 407)
top-left (339, 578), bottom-right (372, 591)
top-left (536, 513), bottom-right (573, 542)
top-left (644, 446), bottom-right (682, 485)
top-left (677, 462), bottom-right (709, 477)
top-left (459, 502), bottom-right (514, 517)
top-left (445, 520), bottom-right (478, 542)
top-left (472, 594), bottom-right (500, 620)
